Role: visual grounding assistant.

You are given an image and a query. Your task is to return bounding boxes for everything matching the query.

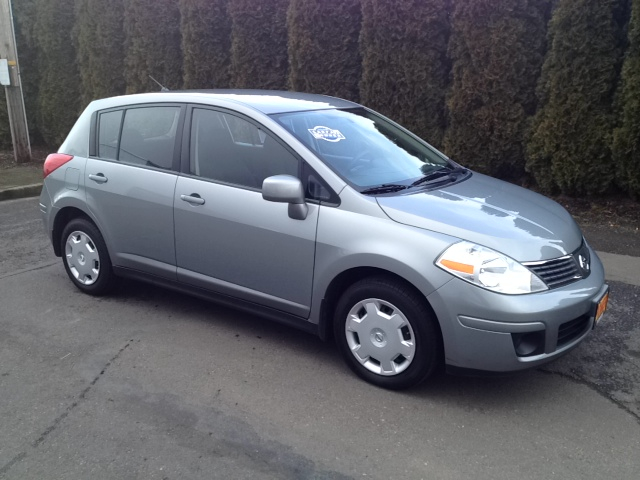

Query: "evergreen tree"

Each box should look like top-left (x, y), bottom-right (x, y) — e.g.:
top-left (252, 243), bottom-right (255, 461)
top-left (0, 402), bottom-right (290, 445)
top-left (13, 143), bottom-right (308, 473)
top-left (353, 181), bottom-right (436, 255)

top-left (74, 0), bottom-right (126, 107)
top-left (180, 0), bottom-right (232, 89)
top-left (527, 0), bottom-right (627, 194)
top-left (229, 0), bottom-right (289, 90)
top-left (359, 0), bottom-right (450, 148)
top-left (124, 0), bottom-right (183, 93)
top-left (613, 0), bottom-right (640, 199)
top-left (287, 0), bottom-right (361, 101)
top-left (34, 0), bottom-right (81, 146)
top-left (445, 0), bottom-right (551, 180)
top-left (0, 99), bottom-right (9, 150)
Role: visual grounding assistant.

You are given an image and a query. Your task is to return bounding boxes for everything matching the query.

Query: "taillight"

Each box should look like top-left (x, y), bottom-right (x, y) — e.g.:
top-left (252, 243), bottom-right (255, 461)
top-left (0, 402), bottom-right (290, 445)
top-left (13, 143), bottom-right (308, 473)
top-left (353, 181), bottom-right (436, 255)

top-left (43, 153), bottom-right (74, 178)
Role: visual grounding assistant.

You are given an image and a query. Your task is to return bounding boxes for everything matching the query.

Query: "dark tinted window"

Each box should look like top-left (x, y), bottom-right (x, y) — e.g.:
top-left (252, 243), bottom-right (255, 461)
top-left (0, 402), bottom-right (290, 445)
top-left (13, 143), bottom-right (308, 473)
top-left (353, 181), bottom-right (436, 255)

top-left (97, 110), bottom-right (122, 160)
top-left (190, 108), bottom-right (298, 189)
top-left (118, 106), bottom-right (180, 169)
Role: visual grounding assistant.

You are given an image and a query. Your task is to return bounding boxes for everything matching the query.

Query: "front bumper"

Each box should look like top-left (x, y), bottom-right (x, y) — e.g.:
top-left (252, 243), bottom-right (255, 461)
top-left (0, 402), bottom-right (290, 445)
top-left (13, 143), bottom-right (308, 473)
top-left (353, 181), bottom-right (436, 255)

top-left (427, 246), bottom-right (608, 372)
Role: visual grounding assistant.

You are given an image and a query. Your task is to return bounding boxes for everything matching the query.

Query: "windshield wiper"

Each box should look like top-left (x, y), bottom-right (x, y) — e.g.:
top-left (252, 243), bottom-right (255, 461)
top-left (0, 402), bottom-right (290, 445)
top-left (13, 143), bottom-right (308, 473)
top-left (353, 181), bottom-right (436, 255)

top-left (360, 184), bottom-right (408, 195)
top-left (360, 166), bottom-right (468, 195)
top-left (410, 166), bottom-right (468, 188)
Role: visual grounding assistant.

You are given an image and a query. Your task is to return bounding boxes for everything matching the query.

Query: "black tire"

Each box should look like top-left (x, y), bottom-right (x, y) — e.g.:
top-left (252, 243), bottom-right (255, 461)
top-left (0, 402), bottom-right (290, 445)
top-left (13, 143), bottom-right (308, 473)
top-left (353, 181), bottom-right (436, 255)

top-left (60, 218), bottom-right (115, 296)
top-left (333, 276), bottom-right (441, 390)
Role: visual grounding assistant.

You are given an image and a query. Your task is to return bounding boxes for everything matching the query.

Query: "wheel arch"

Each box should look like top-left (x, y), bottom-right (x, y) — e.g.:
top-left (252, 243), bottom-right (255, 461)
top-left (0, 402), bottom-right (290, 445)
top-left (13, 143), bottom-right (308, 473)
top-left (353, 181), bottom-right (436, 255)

top-left (52, 207), bottom-right (95, 257)
top-left (317, 267), bottom-right (443, 347)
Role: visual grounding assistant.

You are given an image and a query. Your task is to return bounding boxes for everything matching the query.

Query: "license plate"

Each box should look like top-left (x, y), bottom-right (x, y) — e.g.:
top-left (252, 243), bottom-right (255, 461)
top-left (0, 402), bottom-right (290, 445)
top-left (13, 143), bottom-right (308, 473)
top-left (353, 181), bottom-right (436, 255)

top-left (594, 290), bottom-right (609, 327)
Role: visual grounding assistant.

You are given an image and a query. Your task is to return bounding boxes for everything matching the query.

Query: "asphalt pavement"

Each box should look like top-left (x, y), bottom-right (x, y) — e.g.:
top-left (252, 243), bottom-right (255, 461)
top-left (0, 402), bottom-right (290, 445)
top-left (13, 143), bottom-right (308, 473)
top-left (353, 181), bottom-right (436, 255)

top-left (1, 196), bottom-right (639, 480)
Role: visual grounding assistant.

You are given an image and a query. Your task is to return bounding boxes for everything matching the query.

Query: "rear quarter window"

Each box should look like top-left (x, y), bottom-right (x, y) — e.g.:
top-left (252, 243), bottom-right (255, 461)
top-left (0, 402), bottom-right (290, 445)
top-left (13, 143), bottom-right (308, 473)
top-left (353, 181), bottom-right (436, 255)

top-left (98, 110), bottom-right (123, 160)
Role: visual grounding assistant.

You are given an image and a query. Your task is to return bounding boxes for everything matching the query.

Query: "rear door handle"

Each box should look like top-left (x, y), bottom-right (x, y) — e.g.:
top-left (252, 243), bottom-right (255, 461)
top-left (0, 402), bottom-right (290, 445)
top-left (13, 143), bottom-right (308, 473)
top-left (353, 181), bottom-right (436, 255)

top-left (89, 173), bottom-right (108, 184)
top-left (180, 194), bottom-right (205, 206)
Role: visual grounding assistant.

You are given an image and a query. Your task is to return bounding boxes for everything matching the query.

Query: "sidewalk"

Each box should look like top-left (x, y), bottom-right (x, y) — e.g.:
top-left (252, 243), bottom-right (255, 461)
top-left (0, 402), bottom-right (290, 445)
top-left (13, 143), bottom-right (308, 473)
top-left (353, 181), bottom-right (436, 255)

top-left (1, 159), bottom-right (638, 286)
top-left (0, 159), bottom-right (43, 201)
top-left (596, 252), bottom-right (640, 286)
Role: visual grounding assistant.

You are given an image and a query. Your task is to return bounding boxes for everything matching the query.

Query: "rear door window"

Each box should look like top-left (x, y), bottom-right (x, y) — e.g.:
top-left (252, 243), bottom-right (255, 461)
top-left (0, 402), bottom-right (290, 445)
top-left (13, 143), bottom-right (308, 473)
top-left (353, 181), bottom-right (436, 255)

top-left (119, 106), bottom-right (181, 169)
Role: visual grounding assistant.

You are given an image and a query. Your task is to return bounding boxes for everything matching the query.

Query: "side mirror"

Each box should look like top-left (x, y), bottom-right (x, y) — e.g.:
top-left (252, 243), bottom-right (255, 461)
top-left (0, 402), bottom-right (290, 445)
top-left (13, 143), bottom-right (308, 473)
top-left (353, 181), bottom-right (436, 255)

top-left (262, 175), bottom-right (309, 220)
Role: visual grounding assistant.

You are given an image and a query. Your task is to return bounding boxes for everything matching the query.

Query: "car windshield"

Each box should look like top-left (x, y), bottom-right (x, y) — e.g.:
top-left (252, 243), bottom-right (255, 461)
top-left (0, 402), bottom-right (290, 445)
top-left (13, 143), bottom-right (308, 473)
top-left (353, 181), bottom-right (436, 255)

top-left (272, 108), bottom-right (452, 189)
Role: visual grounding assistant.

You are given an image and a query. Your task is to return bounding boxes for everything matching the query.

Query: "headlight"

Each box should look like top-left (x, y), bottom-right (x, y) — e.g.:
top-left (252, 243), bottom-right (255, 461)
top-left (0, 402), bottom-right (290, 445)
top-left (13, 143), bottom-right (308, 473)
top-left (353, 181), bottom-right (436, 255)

top-left (436, 241), bottom-right (548, 294)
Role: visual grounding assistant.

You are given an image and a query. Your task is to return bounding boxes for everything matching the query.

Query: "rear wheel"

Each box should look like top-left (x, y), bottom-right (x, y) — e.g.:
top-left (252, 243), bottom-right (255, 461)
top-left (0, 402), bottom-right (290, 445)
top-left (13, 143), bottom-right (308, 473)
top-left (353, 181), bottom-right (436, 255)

top-left (61, 218), bottom-right (115, 295)
top-left (333, 276), bottom-right (441, 389)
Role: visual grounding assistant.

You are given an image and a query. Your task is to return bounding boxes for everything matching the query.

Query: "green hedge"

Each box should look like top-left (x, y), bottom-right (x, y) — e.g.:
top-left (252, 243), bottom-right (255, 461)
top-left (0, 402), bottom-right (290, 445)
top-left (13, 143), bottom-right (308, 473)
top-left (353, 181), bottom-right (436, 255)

top-left (527, 0), bottom-right (627, 194)
top-left (359, 0), bottom-right (450, 148)
top-left (75, 0), bottom-right (126, 107)
top-left (34, 0), bottom-right (81, 147)
top-left (0, 98), bottom-right (9, 150)
top-left (613, 0), bottom-right (640, 199)
top-left (287, 0), bottom-right (361, 101)
top-left (2, 0), bottom-right (639, 202)
top-left (445, 0), bottom-right (551, 180)
top-left (229, 0), bottom-right (289, 89)
top-left (124, 0), bottom-right (183, 93)
top-left (180, 0), bottom-right (232, 89)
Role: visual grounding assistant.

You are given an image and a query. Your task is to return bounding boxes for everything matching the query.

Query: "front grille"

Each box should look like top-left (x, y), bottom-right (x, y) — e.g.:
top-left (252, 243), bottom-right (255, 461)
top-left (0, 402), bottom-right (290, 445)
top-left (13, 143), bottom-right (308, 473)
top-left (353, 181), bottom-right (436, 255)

top-left (527, 256), bottom-right (579, 288)
top-left (524, 242), bottom-right (591, 289)
top-left (557, 315), bottom-right (590, 347)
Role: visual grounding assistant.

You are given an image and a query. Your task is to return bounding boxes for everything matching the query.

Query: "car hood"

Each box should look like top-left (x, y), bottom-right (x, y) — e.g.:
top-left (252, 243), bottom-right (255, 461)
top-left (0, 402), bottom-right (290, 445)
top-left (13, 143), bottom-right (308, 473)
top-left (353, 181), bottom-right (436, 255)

top-left (376, 173), bottom-right (583, 262)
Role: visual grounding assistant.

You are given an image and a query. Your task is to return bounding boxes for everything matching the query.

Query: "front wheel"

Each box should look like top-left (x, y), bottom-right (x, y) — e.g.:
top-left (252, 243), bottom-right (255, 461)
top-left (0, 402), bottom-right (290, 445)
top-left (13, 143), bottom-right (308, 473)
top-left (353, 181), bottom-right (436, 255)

top-left (333, 276), bottom-right (441, 389)
top-left (60, 218), bottom-right (115, 296)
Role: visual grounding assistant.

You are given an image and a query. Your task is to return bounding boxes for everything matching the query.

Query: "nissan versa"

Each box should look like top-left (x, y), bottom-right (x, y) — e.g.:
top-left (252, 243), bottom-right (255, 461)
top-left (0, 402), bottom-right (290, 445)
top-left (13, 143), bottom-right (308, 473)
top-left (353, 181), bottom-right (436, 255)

top-left (39, 91), bottom-right (609, 389)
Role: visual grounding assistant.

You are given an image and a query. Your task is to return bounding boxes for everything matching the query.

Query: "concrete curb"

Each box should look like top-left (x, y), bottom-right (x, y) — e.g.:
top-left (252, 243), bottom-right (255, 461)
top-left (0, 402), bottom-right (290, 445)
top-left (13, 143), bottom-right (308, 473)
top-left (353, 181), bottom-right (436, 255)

top-left (0, 183), bottom-right (42, 201)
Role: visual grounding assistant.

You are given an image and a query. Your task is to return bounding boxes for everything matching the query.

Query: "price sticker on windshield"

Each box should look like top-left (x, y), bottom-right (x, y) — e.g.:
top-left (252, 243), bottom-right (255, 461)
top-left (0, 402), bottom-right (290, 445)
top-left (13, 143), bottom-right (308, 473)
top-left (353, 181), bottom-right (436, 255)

top-left (308, 126), bottom-right (345, 142)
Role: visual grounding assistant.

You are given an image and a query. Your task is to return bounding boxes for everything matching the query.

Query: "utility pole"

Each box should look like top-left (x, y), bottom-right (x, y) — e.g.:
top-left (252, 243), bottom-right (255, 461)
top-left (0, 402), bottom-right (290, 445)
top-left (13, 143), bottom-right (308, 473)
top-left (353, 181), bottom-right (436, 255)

top-left (0, 0), bottom-right (31, 163)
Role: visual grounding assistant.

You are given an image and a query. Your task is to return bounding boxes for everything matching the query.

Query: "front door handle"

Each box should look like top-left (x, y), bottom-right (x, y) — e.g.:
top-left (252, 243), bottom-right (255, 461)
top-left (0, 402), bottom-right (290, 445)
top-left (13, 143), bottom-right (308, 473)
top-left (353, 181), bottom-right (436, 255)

top-left (180, 194), bottom-right (205, 206)
top-left (89, 173), bottom-right (108, 184)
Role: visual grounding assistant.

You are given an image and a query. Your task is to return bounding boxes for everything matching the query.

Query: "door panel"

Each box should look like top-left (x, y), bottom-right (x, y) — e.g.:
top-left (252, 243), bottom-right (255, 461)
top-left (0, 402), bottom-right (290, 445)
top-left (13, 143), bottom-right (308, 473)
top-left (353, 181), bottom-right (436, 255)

top-left (174, 176), bottom-right (318, 315)
top-left (85, 158), bottom-right (178, 279)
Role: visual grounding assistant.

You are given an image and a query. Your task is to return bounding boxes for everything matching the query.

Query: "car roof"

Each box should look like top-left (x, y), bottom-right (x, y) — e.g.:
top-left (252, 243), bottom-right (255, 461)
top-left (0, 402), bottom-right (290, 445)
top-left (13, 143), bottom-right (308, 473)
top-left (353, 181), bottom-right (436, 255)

top-left (89, 90), bottom-right (361, 115)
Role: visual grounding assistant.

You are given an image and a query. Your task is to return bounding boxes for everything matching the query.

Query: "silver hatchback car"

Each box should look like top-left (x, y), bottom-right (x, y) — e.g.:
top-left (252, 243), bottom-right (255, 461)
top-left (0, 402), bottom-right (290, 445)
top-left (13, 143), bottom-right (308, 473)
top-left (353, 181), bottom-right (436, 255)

top-left (40, 90), bottom-right (609, 389)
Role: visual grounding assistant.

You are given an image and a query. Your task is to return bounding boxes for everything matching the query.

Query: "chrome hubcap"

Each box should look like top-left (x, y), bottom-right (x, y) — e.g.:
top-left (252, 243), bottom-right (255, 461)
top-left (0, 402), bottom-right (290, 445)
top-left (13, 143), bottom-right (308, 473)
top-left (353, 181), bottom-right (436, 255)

top-left (65, 231), bottom-right (100, 285)
top-left (345, 298), bottom-right (416, 376)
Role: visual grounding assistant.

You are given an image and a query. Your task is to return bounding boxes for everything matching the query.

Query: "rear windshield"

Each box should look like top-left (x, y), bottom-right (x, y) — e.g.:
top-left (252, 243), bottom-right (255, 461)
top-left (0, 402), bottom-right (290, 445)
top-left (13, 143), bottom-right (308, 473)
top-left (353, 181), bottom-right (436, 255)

top-left (272, 108), bottom-right (450, 189)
